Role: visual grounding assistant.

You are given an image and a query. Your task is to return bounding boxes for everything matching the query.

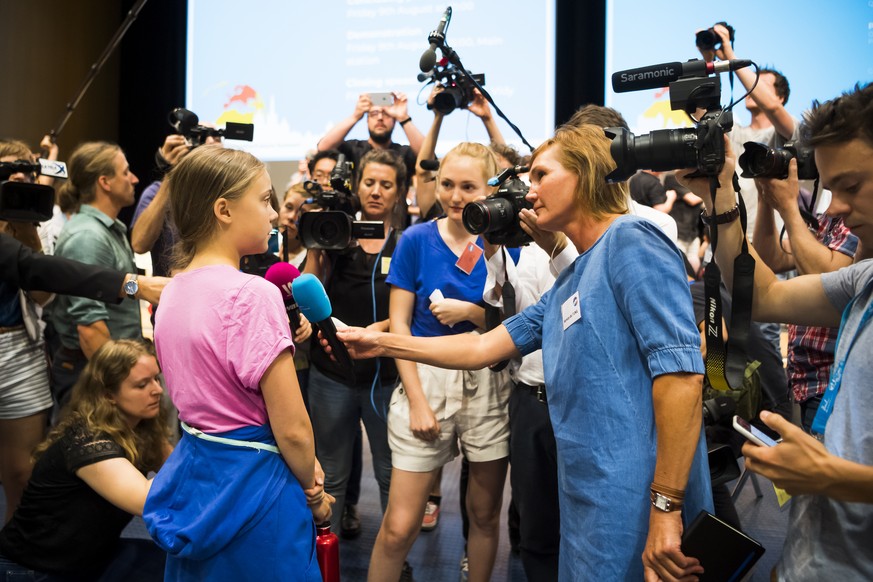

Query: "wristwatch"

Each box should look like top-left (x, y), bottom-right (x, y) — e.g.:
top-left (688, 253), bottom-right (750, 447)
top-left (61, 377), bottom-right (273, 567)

top-left (651, 491), bottom-right (682, 513)
top-left (123, 274), bottom-right (139, 300)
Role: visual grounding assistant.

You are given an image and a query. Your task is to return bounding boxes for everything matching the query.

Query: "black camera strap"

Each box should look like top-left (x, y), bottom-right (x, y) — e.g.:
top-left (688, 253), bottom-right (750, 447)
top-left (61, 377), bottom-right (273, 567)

top-left (486, 247), bottom-right (515, 372)
top-left (703, 173), bottom-right (755, 392)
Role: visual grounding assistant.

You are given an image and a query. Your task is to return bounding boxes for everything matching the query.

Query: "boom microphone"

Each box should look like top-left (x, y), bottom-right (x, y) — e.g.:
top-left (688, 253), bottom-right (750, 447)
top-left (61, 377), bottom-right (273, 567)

top-left (419, 6), bottom-right (452, 73)
top-left (291, 274), bottom-right (356, 382)
top-left (612, 59), bottom-right (752, 93)
top-left (265, 262), bottom-right (302, 330)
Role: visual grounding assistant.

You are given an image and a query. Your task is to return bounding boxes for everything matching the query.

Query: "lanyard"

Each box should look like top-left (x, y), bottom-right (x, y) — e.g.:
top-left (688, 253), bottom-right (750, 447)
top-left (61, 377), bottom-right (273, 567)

top-left (811, 284), bottom-right (873, 436)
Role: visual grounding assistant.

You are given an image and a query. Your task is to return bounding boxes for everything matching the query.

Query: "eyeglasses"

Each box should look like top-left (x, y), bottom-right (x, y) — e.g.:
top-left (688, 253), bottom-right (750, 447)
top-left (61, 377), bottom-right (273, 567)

top-left (368, 109), bottom-right (386, 118)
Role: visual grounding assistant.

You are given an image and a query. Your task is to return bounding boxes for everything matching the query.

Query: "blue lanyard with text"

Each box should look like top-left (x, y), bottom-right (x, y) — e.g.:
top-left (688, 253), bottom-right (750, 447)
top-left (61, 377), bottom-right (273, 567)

top-left (811, 285), bottom-right (873, 436)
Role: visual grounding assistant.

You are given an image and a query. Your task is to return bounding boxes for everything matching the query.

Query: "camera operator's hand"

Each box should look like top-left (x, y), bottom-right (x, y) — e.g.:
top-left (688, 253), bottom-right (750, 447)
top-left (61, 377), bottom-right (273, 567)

top-left (711, 23), bottom-right (736, 61)
top-left (466, 89), bottom-right (492, 120)
top-left (354, 93), bottom-right (373, 121)
top-left (160, 134), bottom-right (191, 167)
top-left (426, 83), bottom-right (446, 116)
top-left (643, 510), bottom-right (703, 582)
top-left (675, 136), bottom-right (737, 216)
top-left (518, 207), bottom-right (568, 257)
top-left (755, 159), bottom-right (800, 215)
top-left (293, 313), bottom-right (313, 344)
top-left (39, 135), bottom-right (59, 160)
top-left (2, 220), bottom-right (42, 251)
top-left (385, 91), bottom-right (409, 120)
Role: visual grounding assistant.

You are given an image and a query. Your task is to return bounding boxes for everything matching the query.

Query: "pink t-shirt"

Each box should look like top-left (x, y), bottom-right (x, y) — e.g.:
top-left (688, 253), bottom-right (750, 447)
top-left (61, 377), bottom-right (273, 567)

top-left (154, 265), bottom-right (294, 432)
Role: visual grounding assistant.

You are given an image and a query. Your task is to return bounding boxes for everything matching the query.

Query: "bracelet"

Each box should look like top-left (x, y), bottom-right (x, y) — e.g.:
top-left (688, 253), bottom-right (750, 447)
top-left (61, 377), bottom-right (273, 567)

top-left (399, 117), bottom-right (412, 126)
top-left (700, 205), bottom-right (740, 226)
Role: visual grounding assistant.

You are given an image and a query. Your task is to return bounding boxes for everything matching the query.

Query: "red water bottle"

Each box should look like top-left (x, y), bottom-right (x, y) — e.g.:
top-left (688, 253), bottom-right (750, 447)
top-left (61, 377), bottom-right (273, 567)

top-left (316, 521), bottom-right (340, 582)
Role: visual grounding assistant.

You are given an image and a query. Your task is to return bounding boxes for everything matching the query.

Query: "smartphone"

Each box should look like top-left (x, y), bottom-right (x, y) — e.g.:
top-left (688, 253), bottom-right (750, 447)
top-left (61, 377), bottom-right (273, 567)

top-left (369, 92), bottom-right (393, 107)
top-left (732, 415), bottom-right (779, 447)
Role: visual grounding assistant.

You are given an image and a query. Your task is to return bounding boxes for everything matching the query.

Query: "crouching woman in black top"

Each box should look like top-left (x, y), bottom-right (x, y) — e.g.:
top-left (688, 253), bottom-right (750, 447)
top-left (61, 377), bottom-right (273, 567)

top-left (0, 339), bottom-right (173, 581)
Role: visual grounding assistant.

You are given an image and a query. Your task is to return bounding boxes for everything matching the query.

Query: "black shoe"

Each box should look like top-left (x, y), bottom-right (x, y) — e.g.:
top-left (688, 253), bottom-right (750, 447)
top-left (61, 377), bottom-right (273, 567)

top-left (399, 561), bottom-right (415, 582)
top-left (340, 504), bottom-right (362, 539)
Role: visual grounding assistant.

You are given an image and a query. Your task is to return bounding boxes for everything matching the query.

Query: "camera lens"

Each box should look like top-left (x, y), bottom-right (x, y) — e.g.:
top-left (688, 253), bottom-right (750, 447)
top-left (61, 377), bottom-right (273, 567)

top-left (695, 29), bottom-right (717, 51)
top-left (738, 142), bottom-right (792, 179)
top-left (433, 87), bottom-right (465, 115)
top-left (605, 127), bottom-right (697, 182)
top-left (633, 129), bottom-right (699, 173)
top-left (462, 198), bottom-right (515, 235)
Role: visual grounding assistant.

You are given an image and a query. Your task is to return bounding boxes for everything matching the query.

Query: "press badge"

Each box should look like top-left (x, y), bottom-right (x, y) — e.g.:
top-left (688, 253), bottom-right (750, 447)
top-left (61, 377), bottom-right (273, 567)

top-left (455, 242), bottom-right (483, 275)
top-left (381, 257), bottom-right (391, 275)
top-left (561, 291), bottom-right (582, 330)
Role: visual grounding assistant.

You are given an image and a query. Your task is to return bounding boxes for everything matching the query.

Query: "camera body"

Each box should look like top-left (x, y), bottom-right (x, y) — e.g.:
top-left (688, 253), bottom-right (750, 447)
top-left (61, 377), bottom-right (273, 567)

top-left (695, 21), bottom-right (735, 51)
top-left (168, 107), bottom-right (254, 147)
top-left (605, 72), bottom-right (732, 182)
top-left (0, 159), bottom-right (68, 222)
top-left (462, 166), bottom-right (532, 247)
top-left (738, 141), bottom-right (818, 180)
top-left (298, 155), bottom-right (384, 250)
top-left (426, 63), bottom-right (486, 115)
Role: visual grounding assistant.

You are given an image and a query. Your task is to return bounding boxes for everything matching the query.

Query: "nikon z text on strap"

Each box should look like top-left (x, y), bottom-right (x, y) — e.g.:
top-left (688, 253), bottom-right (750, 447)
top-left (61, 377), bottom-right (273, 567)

top-left (704, 172), bottom-right (755, 392)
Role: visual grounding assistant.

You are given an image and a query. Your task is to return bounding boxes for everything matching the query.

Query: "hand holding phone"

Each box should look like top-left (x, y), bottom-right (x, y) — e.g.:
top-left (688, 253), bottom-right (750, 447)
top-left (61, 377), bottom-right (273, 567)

top-left (733, 415), bottom-right (779, 447)
top-left (369, 92), bottom-right (394, 107)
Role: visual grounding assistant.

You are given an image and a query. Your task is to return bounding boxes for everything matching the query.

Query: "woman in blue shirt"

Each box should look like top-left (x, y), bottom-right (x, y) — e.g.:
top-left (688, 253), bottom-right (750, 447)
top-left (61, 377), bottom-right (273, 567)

top-left (332, 124), bottom-right (713, 580)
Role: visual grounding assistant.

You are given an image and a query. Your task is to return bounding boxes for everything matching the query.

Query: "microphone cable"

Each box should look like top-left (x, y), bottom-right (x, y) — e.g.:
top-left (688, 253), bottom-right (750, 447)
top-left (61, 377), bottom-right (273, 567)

top-left (369, 227), bottom-right (394, 421)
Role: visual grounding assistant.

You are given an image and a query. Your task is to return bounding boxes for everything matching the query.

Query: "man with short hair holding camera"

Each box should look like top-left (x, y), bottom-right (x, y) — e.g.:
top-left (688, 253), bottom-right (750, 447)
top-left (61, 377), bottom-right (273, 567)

top-left (752, 161), bottom-right (859, 433)
top-left (696, 22), bottom-right (799, 237)
top-left (679, 82), bottom-right (873, 580)
top-left (317, 92), bottom-right (424, 187)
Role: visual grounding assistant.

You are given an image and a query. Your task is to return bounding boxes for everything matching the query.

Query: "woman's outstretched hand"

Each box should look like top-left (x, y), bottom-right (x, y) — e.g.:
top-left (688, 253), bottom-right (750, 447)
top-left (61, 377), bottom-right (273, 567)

top-left (319, 327), bottom-right (384, 360)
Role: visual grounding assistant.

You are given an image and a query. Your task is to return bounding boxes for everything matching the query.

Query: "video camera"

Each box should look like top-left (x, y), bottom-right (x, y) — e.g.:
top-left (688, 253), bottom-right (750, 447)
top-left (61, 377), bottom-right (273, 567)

top-left (738, 141), bottom-right (817, 180)
top-left (0, 159), bottom-right (68, 222)
top-left (604, 58), bottom-right (747, 182)
top-left (298, 154), bottom-right (383, 250)
top-left (462, 165), bottom-right (532, 247)
top-left (168, 107), bottom-right (254, 147)
top-left (422, 62), bottom-right (486, 116)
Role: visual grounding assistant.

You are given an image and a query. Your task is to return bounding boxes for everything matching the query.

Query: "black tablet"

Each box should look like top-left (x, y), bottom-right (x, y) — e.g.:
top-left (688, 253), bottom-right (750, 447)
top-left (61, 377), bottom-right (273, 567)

top-left (681, 510), bottom-right (766, 582)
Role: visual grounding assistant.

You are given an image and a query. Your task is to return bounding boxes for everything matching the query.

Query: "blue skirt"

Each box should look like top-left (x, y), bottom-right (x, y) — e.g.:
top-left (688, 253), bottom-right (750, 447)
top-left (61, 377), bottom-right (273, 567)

top-left (143, 424), bottom-right (320, 581)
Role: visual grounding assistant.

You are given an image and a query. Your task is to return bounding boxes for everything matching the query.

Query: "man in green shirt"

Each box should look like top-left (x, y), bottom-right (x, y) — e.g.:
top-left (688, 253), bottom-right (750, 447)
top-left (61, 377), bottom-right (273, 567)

top-left (47, 141), bottom-right (142, 407)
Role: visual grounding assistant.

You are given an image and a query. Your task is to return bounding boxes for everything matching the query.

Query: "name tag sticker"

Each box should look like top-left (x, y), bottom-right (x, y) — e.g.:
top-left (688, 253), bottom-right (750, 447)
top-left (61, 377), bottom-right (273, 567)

top-left (381, 257), bottom-right (391, 275)
top-left (561, 291), bottom-right (582, 330)
top-left (455, 242), bottom-right (483, 275)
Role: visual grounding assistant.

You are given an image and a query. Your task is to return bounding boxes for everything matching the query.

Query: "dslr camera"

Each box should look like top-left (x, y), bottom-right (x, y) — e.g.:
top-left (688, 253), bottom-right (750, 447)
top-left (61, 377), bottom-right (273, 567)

top-left (0, 159), bottom-right (68, 222)
top-left (738, 141), bottom-right (817, 180)
top-left (299, 154), bottom-right (383, 250)
top-left (695, 21), bottom-right (735, 52)
top-left (462, 165), bottom-right (532, 247)
top-left (605, 64), bottom-right (733, 182)
top-left (423, 62), bottom-right (486, 115)
top-left (168, 107), bottom-right (254, 147)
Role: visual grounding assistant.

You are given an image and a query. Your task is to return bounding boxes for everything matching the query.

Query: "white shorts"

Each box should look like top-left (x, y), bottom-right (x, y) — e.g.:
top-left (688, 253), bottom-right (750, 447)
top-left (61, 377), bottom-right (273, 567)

top-left (388, 361), bottom-right (511, 472)
top-left (0, 328), bottom-right (53, 419)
